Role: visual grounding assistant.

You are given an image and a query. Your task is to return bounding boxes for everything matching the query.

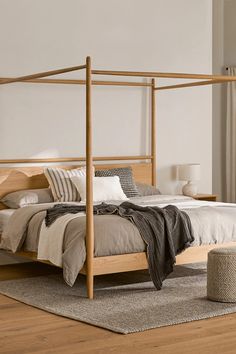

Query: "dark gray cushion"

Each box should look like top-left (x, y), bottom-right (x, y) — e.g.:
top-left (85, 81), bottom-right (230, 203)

top-left (1, 188), bottom-right (53, 208)
top-left (136, 182), bottom-right (161, 196)
top-left (95, 167), bottom-right (140, 198)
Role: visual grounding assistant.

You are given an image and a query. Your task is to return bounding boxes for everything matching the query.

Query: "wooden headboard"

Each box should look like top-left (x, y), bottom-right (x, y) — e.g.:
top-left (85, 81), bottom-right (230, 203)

top-left (0, 162), bottom-right (152, 210)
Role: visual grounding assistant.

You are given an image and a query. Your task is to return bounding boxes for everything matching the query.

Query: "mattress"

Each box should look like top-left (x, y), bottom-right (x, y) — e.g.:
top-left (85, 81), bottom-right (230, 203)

top-left (0, 209), bottom-right (15, 234)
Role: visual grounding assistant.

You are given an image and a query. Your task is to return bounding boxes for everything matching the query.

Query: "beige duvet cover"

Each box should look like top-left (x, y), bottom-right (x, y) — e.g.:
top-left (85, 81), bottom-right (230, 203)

top-left (1, 195), bottom-right (236, 286)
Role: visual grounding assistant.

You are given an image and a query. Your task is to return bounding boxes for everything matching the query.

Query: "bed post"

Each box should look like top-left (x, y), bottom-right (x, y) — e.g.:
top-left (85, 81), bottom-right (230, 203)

top-left (86, 56), bottom-right (94, 299)
top-left (151, 78), bottom-right (157, 186)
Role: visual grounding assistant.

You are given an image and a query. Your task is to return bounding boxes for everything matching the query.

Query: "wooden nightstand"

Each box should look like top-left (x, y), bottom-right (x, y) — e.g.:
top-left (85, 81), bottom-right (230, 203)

top-left (193, 194), bottom-right (217, 202)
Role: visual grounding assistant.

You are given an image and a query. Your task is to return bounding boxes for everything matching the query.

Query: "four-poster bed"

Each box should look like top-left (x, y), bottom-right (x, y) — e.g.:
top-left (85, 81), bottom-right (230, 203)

top-left (1, 56), bottom-right (236, 299)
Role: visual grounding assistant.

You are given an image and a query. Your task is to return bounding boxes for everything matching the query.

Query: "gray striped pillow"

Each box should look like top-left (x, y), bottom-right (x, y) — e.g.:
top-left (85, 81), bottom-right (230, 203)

top-left (44, 167), bottom-right (87, 202)
top-left (95, 167), bottom-right (140, 198)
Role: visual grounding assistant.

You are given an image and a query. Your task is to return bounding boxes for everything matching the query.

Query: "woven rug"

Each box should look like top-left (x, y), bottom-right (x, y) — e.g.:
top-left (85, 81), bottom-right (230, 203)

top-left (1, 263), bottom-right (236, 334)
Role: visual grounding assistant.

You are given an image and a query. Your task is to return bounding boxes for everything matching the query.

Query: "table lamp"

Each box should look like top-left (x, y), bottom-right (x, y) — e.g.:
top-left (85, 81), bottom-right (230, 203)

top-left (178, 164), bottom-right (200, 197)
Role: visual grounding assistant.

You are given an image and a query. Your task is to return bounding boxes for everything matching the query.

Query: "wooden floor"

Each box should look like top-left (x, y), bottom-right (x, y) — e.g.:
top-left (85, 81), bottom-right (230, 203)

top-left (1, 262), bottom-right (236, 354)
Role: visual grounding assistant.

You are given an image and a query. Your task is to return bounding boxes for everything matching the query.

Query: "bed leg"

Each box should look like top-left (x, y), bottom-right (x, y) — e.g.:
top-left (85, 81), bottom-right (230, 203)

top-left (87, 273), bottom-right (94, 299)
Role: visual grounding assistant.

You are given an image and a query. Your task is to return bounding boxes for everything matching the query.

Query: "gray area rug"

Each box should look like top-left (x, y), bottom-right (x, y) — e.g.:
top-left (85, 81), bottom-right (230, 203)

top-left (1, 263), bottom-right (236, 334)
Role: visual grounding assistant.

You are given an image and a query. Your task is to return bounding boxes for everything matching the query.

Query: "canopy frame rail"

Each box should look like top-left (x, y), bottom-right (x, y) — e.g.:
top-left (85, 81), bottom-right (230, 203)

top-left (0, 64), bottom-right (86, 85)
top-left (0, 155), bottom-right (153, 165)
top-left (92, 69), bottom-right (236, 81)
top-left (0, 77), bottom-right (152, 87)
top-left (155, 78), bottom-right (236, 91)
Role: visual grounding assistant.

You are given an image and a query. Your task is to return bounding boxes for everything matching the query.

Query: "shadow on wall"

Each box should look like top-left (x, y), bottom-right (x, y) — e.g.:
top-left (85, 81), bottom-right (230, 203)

top-left (158, 166), bottom-right (182, 195)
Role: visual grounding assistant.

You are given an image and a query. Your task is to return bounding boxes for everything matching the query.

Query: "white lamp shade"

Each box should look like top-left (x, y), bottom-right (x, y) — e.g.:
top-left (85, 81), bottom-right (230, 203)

top-left (178, 164), bottom-right (200, 181)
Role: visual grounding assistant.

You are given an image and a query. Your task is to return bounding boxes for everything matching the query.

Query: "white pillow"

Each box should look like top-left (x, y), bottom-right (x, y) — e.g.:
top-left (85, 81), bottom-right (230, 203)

top-left (71, 176), bottom-right (128, 202)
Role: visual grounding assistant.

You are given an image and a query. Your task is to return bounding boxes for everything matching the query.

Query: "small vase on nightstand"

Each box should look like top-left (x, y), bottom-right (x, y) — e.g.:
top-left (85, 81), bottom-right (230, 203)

top-left (178, 163), bottom-right (200, 198)
top-left (182, 181), bottom-right (198, 197)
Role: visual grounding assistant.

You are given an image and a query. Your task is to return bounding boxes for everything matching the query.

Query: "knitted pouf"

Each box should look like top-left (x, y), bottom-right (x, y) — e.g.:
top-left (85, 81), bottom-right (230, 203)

top-left (207, 247), bottom-right (236, 303)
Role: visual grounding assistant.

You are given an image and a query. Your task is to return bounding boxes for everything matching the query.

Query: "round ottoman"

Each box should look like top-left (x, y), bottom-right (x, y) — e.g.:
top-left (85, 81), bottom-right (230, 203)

top-left (207, 247), bottom-right (236, 302)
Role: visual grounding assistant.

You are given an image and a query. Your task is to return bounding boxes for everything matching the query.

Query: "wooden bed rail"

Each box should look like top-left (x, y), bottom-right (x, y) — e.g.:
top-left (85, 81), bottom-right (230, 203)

top-left (155, 78), bottom-right (236, 91)
top-left (0, 64), bottom-right (86, 85)
top-left (92, 69), bottom-right (236, 81)
top-left (2, 76), bottom-right (236, 90)
top-left (0, 77), bottom-right (152, 88)
top-left (0, 155), bottom-right (153, 164)
top-left (1, 64), bottom-right (236, 88)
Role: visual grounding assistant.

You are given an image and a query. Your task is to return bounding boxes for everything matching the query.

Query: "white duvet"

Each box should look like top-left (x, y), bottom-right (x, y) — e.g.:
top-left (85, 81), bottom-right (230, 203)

top-left (129, 194), bottom-right (236, 246)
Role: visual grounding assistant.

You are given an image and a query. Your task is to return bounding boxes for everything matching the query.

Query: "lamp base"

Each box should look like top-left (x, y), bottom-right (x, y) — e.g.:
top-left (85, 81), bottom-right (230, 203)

top-left (182, 181), bottom-right (197, 197)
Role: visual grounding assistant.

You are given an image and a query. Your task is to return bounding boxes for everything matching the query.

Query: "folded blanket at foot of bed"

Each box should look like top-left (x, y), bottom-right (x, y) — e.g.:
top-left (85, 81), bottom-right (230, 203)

top-left (46, 202), bottom-right (194, 290)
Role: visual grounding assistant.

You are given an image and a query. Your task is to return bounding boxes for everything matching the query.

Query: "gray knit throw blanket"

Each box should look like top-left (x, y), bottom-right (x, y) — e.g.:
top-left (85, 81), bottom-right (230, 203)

top-left (45, 202), bottom-right (194, 290)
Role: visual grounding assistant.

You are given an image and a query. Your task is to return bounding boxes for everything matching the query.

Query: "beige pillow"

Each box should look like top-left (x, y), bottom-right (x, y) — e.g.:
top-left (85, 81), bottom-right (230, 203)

top-left (136, 182), bottom-right (161, 197)
top-left (1, 188), bottom-right (53, 208)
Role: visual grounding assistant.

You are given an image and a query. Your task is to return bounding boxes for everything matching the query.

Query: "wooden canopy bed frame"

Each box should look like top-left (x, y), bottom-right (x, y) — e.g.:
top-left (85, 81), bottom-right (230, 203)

top-left (1, 56), bottom-right (236, 299)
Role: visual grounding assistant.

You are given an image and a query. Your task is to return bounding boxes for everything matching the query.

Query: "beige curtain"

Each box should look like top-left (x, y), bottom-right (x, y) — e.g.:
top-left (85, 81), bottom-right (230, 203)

top-left (226, 67), bottom-right (236, 202)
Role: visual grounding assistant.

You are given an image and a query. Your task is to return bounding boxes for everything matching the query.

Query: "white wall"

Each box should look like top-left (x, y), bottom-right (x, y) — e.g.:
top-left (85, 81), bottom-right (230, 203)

top-left (0, 0), bottom-right (213, 194)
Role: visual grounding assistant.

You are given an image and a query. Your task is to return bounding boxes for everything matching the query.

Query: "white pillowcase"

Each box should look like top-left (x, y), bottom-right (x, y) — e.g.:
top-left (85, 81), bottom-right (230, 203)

top-left (71, 176), bottom-right (128, 202)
